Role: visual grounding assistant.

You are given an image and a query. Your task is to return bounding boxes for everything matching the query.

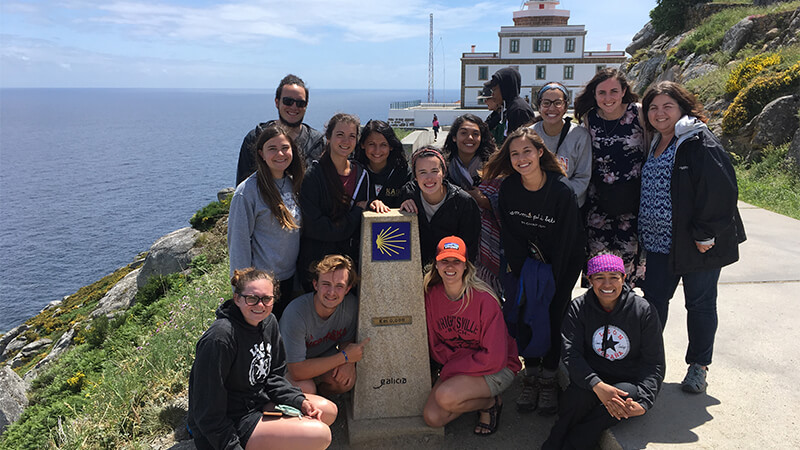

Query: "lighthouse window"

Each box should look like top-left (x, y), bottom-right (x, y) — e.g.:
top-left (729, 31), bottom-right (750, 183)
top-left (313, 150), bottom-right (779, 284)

top-left (510, 39), bottom-right (520, 53)
top-left (564, 65), bottom-right (574, 80)
top-left (478, 66), bottom-right (489, 81)
top-left (536, 66), bottom-right (546, 80)
top-left (566, 38), bottom-right (576, 53)
top-left (533, 39), bottom-right (551, 53)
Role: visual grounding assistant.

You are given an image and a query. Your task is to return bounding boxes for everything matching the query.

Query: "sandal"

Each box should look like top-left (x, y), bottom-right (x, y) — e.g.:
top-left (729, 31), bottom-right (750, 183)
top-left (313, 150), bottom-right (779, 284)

top-left (474, 395), bottom-right (502, 436)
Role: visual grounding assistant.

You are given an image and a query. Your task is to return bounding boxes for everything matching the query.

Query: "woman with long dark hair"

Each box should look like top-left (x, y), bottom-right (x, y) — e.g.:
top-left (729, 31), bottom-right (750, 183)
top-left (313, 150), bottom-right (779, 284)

top-left (228, 124), bottom-right (305, 319)
top-left (574, 68), bottom-right (646, 284)
top-left (298, 113), bottom-right (381, 291)
top-left (352, 119), bottom-right (409, 210)
top-left (639, 81), bottom-right (745, 394)
top-left (484, 127), bottom-right (585, 416)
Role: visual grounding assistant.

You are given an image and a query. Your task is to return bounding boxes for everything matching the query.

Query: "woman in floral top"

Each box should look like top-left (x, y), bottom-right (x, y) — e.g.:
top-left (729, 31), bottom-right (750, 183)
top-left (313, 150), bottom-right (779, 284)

top-left (574, 68), bottom-right (646, 284)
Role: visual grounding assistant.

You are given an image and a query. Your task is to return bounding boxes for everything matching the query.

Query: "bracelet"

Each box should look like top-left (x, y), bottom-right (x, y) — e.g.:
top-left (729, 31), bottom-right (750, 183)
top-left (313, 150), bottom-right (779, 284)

top-left (341, 350), bottom-right (348, 362)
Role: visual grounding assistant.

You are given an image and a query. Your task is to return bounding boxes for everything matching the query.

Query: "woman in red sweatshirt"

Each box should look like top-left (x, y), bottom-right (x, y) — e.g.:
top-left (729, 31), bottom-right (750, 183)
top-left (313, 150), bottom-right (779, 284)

top-left (422, 236), bottom-right (521, 436)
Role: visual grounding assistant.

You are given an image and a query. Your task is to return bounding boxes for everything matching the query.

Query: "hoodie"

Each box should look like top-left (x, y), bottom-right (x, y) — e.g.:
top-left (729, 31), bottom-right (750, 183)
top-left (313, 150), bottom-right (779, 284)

top-left (188, 299), bottom-right (306, 450)
top-left (490, 67), bottom-right (535, 135)
top-left (562, 286), bottom-right (665, 410)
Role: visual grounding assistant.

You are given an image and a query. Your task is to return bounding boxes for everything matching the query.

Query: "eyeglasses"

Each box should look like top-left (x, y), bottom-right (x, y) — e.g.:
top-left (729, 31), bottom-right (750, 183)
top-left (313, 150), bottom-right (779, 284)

top-left (540, 99), bottom-right (565, 108)
top-left (281, 97), bottom-right (308, 108)
top-left (237, 292), bottom-right (275, 306)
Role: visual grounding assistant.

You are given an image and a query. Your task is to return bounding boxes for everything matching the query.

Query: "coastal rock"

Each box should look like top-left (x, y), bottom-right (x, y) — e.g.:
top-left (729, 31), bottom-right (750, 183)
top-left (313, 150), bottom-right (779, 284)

top-left (0, 324), bottom-right (29, 356)
top-left (40, 299), bottom-right (63, 313)
top-left (680, 54), bottom-right (719, 84)
top-left (722, 17), bottom-right (754, 55)
top-left (217, 187), bottom-right (235, 202)
top-left (629, 53), bottom-right (666, 95)
top-left (19, 338), bottom-right (52, 358)
top-left (92, 268), bottom-right (141, 317)
top-left (2, 334), bottom-right (29, 360)
top-left (626, 22), bottom-right (657, 55)
top-left (24, 328), bottom-right (76, 383)
top-left (0, 365), bottom-right (28, 435)
top-left (742, 95), bottom-right (800, 149)
top-left (137, 227), bottom-right (200, 289)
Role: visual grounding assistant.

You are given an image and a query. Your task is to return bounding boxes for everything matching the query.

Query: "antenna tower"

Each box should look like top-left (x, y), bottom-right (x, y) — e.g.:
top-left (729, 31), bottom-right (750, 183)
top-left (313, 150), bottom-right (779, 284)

top-left (428, 13), bottom-right (434, 103)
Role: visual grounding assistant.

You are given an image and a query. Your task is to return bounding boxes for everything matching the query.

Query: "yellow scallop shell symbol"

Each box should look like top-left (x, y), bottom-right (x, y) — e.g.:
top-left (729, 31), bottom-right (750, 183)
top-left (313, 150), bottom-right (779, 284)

top-left (375, 226), bottom-right (407, 256)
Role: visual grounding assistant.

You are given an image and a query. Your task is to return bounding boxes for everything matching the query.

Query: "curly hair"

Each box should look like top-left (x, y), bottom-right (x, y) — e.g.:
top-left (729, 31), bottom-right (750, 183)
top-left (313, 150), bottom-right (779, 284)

top-left (574, 68), bottom-right (638, 122)
top-left (441, 114), bottom-right (497, 163)
top-left (353, 119), bottom-right (407, 171)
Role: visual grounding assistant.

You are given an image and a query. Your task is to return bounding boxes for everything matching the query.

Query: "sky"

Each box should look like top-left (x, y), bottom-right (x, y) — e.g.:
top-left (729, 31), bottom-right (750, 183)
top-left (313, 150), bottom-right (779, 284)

top-left (0, 0), bottom-right (657, 95)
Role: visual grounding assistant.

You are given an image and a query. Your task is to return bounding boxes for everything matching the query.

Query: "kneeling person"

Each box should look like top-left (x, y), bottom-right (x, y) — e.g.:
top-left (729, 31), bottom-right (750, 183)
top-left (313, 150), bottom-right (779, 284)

top-left (543, 254), bottom-right (665, 449)
top-left (280, 254), bottom-right (369, 395)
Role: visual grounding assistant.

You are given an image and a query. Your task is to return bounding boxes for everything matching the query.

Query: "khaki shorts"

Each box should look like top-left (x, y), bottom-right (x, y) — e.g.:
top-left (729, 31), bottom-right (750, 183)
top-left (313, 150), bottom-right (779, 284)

top-left (484, 367), bottom-right (516, 397)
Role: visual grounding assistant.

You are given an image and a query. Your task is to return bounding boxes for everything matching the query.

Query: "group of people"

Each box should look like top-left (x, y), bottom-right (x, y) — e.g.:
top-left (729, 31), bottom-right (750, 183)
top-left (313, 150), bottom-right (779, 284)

top-left (186, 68), bottom-right (745, 449)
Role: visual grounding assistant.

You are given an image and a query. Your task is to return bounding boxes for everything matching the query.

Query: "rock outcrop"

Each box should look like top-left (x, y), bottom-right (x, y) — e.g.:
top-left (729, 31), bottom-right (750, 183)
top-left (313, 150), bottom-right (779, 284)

top-left (0, 365), bottom-right (28, 434)
top-left (721, 17), bottom-right (754, 55)
top-left (740, 95), bottom-right (800, 150)
top-left (626, 21), bottom-right (657, 55)
top-left (23, 328), bottom-right (76, 383)
top-left (92, 268), bottom-right (141, 317)
top-left (0, 324), bottom-right (29, 358)
top-left (137, 227), bottom-right (200, 289)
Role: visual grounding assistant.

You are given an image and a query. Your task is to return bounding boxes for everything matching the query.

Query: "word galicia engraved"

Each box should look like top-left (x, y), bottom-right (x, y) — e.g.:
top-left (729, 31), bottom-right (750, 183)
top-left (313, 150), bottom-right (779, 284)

top-left (373, 377), bottom-right (408, 389)
top-left (371, 315), bottom-right (412, 326)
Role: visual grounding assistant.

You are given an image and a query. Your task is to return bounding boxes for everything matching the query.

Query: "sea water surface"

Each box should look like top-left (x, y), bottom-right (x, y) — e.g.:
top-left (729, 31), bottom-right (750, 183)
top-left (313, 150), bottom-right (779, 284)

top-left (0, 88), bottom-right (459, 332)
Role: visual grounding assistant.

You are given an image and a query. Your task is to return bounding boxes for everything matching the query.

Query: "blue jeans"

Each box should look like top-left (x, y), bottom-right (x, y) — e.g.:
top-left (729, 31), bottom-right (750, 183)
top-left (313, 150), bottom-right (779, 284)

top-left (643, 251), bottom-right (720, 366)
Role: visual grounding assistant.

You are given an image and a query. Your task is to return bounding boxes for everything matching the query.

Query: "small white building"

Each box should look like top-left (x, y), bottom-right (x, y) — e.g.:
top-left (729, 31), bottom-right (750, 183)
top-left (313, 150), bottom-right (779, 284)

top-left (460, 0), bottom-right (627, 108)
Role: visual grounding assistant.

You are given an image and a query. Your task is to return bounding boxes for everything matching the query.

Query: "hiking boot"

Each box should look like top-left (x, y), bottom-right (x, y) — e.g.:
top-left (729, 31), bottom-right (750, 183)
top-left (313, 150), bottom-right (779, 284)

top-left (681, 363), bottom-right (708, 394)
top-left (537, 376), bottom-right (559, 416)
top-left (516, 375), bottom-right (538, 412)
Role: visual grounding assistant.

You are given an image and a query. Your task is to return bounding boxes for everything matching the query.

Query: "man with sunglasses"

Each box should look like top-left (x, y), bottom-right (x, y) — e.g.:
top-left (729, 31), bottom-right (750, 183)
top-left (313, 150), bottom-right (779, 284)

top-left (279, 254), bottom-right (370, 397)
top-left (235, 74), bottom-right (325, 186)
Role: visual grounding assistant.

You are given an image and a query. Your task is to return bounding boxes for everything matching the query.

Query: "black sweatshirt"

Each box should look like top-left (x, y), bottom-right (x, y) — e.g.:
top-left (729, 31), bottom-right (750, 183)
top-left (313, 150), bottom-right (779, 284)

top-left (188, 300), bottom-right (306, 450)
top-left (562, 286), bottom-right (665, 410)
top-left (402, 179), bottom-right (481, 266)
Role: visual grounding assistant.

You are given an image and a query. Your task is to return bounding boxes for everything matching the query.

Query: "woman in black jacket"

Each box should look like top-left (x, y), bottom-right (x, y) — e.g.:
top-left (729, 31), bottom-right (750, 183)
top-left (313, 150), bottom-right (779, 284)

top-left (298, 113), bottom-right (383, 291)
top-left (639, 81), bottom-right (745, 394)
top-left (187, 268), bottom-right (337, 450)
top-left (352, 119), bottom-right (409, 209)
top-left (483, 127), bottom-right (585, 416)
top-left (400, 146), bottom-right (481, 267)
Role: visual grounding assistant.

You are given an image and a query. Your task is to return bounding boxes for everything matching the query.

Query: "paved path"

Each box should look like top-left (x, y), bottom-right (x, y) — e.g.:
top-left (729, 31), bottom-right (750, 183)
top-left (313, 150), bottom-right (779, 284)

top-left (327, 202), bottom-right (800, 449)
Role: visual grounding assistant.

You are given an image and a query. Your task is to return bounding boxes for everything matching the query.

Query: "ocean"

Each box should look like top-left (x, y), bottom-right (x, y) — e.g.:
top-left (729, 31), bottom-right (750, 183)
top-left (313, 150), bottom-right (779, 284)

top-left (0, 88), bottom-right (460, 333)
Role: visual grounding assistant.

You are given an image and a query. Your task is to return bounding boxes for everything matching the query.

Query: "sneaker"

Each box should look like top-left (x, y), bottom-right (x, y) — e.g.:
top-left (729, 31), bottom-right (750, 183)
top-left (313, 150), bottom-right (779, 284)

top-left (537, 376), bottom-right (559, 416)
top-left (516, 375), bottom-right (538, 412)
top-left (681, 363), bottom-right (708, 394)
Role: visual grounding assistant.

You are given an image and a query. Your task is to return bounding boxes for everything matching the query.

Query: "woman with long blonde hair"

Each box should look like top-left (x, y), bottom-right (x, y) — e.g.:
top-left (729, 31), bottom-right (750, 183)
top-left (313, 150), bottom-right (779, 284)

top-left (422, 236), bottom-right (520, 436)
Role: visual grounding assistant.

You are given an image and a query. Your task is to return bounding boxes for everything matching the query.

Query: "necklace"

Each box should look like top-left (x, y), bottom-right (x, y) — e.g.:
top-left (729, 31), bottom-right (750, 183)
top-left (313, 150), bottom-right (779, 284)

top-left (597, 105), bottom-right (626, 137)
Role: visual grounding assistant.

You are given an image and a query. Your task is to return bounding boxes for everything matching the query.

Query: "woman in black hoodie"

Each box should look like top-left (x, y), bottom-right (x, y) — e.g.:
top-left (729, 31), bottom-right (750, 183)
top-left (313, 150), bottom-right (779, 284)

top-left (543, 254), bottom-right (664, 450)
top-left (188, 268), bottom-right (337, 450)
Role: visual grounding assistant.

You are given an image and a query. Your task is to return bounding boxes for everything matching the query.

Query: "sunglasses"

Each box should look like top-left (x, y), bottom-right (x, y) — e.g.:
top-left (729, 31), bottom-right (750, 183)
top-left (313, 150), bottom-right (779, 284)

top-left (237, 292), bottom-right (275, 306)
top-left (281, 97), bottom-right (308, 108)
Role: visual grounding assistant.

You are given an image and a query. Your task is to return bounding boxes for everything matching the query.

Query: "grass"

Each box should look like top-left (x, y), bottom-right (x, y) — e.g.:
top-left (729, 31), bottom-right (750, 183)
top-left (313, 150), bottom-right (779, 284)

top-left (736, 143), bottom-right (800, 220)
top-left (0, 225), bottom-right (229, 449)
top-left (678, 1), bottom-right (800, 56)
top-left (394, 128), bottom-right (414, 140)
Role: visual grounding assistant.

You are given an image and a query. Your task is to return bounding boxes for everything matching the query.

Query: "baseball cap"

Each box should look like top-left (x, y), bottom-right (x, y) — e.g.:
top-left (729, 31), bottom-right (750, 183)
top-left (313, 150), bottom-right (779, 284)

top-left (477, 85), bottom-right (493, 100)
top-left (436, 236), bottom-right (467, 262)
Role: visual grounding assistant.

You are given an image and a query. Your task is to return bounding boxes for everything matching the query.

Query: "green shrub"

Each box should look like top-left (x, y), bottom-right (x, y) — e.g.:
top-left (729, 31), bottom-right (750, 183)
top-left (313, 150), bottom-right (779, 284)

top-left (726, 53), bottom-right (782, 94)
top-left (189, 196), bottom-right (231, 231)
top-left (651, 0), bottom-right (712, 35)
top-left (722, 62), bottom-right (800, 134)
top-left (80, 315), bottom-right (110, 348)
top-left (134, 273), bottom-right (185, 309)
top-left (736, 143), bottom-right (800, 220)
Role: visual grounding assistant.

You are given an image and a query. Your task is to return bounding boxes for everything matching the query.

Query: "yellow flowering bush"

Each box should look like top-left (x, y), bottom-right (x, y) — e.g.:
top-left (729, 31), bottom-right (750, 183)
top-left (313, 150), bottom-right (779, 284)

top-left (722, 62), bottom-right (800, 135)
top-left (726, 54), bottom-right (782, 94)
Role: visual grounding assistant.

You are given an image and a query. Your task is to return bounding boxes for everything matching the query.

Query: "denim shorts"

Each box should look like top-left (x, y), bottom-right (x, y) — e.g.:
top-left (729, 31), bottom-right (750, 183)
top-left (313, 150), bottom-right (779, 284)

top-left (484, 367), bottom-right (516, 397)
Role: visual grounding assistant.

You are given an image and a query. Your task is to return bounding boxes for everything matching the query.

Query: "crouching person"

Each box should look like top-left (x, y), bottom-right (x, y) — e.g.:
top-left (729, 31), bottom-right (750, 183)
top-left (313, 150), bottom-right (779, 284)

top-left (542, 254), bottom-right (665, 449)
top-left (280, 254), bottom-right (370, 396)
top-left (187, 268), bottom-right (336, 450)
top-left (423, 236), bottom-right (521, 435)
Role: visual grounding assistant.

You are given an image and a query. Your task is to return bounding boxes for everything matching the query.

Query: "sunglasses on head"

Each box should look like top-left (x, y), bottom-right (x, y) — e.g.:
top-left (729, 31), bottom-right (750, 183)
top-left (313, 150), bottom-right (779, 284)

top-left (281, 97), bottom-right (308, 108)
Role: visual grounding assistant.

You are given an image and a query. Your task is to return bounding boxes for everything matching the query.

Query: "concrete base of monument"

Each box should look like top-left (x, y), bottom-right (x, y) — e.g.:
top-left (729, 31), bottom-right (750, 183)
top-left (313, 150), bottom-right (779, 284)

top-left (345, 401), bottom-right (444, 447)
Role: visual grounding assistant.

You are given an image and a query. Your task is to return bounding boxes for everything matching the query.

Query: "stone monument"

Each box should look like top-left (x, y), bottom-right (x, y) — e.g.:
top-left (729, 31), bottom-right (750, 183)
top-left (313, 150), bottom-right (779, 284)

top-left (347, 210), bottom-right (442, 444)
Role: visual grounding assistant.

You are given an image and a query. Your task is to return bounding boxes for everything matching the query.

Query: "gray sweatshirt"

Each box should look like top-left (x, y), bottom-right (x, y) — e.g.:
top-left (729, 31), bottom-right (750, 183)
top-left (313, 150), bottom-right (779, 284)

top-left (228, 173), bottom-right (301, 280)
top-left (531, 121), bottom-right (592, 207)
